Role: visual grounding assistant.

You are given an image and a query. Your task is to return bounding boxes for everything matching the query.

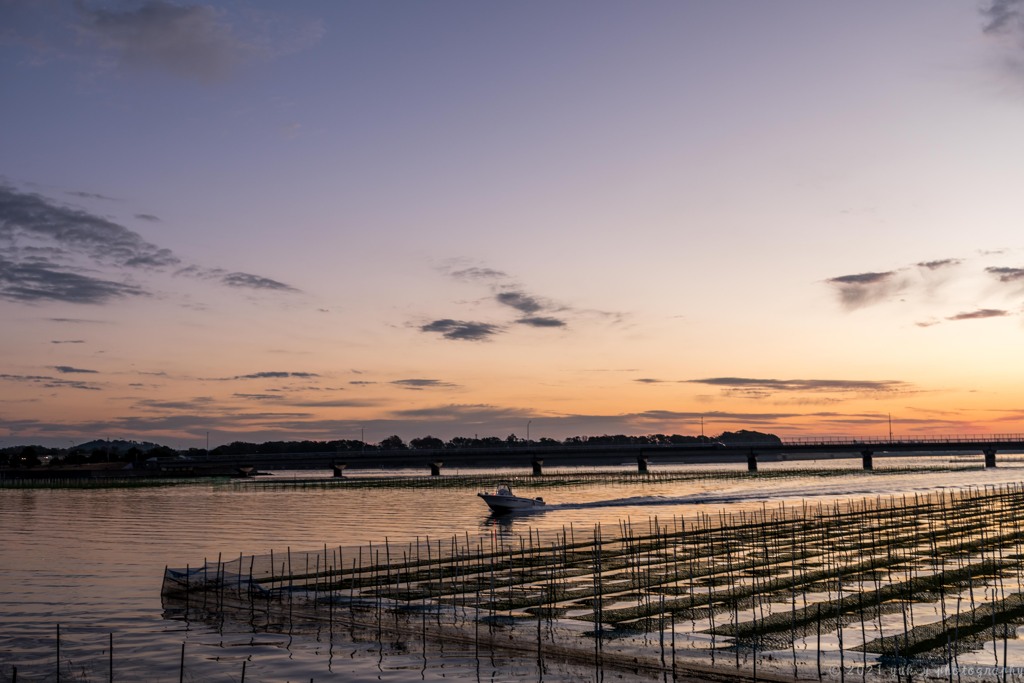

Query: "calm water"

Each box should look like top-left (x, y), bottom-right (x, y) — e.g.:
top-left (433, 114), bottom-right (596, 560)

top-left (4, 457), bottom-right (1024, 682)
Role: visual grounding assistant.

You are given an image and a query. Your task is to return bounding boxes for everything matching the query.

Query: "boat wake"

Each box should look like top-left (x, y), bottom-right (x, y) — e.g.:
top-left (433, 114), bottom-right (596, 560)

top-left (549, 480), bottom-right (981, 511)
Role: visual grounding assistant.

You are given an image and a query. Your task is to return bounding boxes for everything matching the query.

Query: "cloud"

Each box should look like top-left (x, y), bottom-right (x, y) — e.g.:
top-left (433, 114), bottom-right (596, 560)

top-left (48, 318), bottom-right (107, 324)
top-left (231, 371), bottom-right (320, 380)
top-left (391, 379), bottom-right (459, 390)
top-left (986, 266), bottom-right (1024, 283)
top-left (135, 213), bottom-right (160, 222)
top-left (496, 290), bottom-right (543, 314)
top-left (392, 404), bottom-right (531, 421)
top-left (74, 1), bottom-right (256, 83)
top-left (917, 259), bottom-right (961, 270)
top-left (420, 319), bottom-right (501, 341)
top-left (686, 377), bottom-right (912, 400)
top-left (982, 0), bottom-right (1024, 34)
top-left (825, 271), bottom-right (905, 309)
top-left (221, 272), bottom-right (299, 292)
top-left (51, 339), bottom-right (86, 344)
top-left (54, 366), bottom-right (98, 374)
top-left (0, 184), bottom-right (179, 269)
top-left (288, 399), bottom-right (377, 408)
top-left (67, 190), bottom-right (117, 201)
top-left (946, 309), bottom-right (1009, 321)
top-left (515, 316), bottom-right (567, 328)
top-left (0, 183), bottom-right (300, 304)
top-left (448, 267), bottom-right (508, 282)
top-left (0, 257), bottom-right (148, 304)
top-left (0, 372), bottom-right (100, 391)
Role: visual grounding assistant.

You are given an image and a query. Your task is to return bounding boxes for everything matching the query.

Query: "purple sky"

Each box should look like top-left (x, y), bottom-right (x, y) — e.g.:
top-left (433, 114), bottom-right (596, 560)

top-left (4, 1), bottom-right (1024, 448)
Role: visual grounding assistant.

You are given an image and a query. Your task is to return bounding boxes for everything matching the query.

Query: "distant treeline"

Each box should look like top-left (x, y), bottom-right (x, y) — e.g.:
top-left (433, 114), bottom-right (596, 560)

top-left (0, 430), bottom-right (781, 468)
top-left (208, 430), bottom-right (780, 455)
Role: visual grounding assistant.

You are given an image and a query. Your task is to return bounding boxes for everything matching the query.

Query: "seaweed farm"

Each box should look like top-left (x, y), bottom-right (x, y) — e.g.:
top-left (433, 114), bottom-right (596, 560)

top-left (162, 480), bottom-right (1024, 682)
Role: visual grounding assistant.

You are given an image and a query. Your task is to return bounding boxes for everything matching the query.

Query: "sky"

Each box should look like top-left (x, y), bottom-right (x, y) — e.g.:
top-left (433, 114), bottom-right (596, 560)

top-left (3, 0), bottom-right (1024, 449)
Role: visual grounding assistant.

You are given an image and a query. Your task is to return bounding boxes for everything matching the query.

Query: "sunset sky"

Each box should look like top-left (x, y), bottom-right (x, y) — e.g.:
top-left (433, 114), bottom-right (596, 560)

top-left (3, 0), bottom-right (1024, 449)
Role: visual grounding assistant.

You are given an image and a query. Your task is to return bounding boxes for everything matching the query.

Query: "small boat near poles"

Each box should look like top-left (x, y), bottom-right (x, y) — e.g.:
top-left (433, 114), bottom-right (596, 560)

top-left (477, 483), bottom-right (547, 514)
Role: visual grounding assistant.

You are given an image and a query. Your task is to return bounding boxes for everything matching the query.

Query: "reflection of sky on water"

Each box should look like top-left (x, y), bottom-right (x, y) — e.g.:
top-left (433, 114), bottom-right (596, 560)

top-left (5, 460), bottom-right (1024, 680)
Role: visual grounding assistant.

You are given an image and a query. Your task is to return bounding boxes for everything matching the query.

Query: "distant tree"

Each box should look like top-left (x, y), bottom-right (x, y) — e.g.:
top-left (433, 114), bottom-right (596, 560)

top-left (19, 446), bottom-right (41, 468)
top-left (410, 435), bottom-right (444, 450)
top-left (717, 430), bottom-right (782, 445)
top-left (64, 450), bottom-right (87, 465)
top-left (505, 433), bottom-right (519, 445)
top-left (88, 447), bottom-right (109, 463)
top-left (148, 445), bottom-right (179, 459)
top-left (212, 441), bottom-right (257, 456)
top-left (537, 437), bottom-right (559, 446)
top-left (379, 435), bottom-right (407, 450)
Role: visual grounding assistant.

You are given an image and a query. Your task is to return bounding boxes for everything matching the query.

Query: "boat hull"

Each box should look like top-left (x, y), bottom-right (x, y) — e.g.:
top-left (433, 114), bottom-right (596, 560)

top-left (477, 492), bottom-right (547, 514)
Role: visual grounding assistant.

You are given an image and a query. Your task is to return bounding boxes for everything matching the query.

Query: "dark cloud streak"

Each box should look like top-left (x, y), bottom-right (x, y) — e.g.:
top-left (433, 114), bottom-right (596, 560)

top-left (947, 309), bottom-right (1008, 321)
top-left (826, 271), bottom-right (904, 309)
top-left (0, 258), bottom-right (147, 304)
top-left (516, 316), bottom-right (566, 328)
top-left (420, 319), bottom-right (500, 341)
top-left (54, 366), bottom-right (98, 374)
top-left (982, 0), bottom-right (1024, 34)
top-left (221, 272), bottom-right (299, 292)
top-left (74, 1), bottom-right (253, 83)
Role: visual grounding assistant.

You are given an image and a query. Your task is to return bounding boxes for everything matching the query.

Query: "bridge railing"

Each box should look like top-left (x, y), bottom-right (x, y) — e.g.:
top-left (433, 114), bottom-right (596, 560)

top-left (780, 434), bottom-right (1024, 447)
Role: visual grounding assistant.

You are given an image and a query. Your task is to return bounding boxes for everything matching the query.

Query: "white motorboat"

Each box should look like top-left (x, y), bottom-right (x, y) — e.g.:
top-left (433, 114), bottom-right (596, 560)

top-left (477, 483), bottom-right (547, 514)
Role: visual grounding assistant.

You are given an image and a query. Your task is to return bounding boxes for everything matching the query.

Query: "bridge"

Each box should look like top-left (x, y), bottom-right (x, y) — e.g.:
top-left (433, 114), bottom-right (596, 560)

top-left (158, 434), bottom-right (1024, 476)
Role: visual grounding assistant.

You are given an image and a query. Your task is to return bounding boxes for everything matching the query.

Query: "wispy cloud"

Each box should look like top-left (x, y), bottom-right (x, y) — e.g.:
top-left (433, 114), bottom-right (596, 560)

top-left (826, 254), bottom-right (1024, 326)
top-left (67, 190), bottom-right (117, 201)
top-left (54, 366), bottom-right (98, 374)
top-left (947, 308), bottom-right (1009, 321)
top-left (686, 377), bottom-right (912, 400)
top-left (0, 184), bottom-right (178, 269)
top-left (0, 258), bottom-right (147, 304)
top-left (986, 266), bottom-right (1024, 284)
top-left (917, 259), bottom-right (961, 270)
top-left (391, 379), bottom-right (459, 390)
top-left (4, 1), bottom-right (323, 85)
top-left (420, 319), bottom-right (500, 341)
top-left (74, 1), bottom-right (257, 83)
top-left (982, 0), bottom-right (1024, 35)
top-left (496, 290), bottom-right (543, 314)
top-left (221, 272), bottom-right (299, 292)
top-left (0, 184), bottom-right (298, 304)
top-left (515, 316), bottom-right (567, 328)
top-left (825, 271), bottom-right (905, 310)
top-left (421, 263), bottom-right (578, 341)
top-left (446, 266), bottom-right (508, 282)
top-left (0, 372), bottom-right (101, 391)
top-left (230, 371), bottom-right (320, 380)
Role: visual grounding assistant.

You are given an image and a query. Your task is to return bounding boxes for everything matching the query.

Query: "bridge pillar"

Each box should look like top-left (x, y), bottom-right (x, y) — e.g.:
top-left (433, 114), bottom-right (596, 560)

top-left (532, 458), bottom-right (544, 476)
top-left (430, 461), bottom-right (443, 476)
top-left (861, 450), bottom-right (873, 471)
top-left (332, 463), bottom-right (347, 478)
top-left (637, 455), bottom-right (649, 474)
top-left (747, 452), bottom-right (757, 472)
top-left (984, 449), bottom-right (997, 468)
